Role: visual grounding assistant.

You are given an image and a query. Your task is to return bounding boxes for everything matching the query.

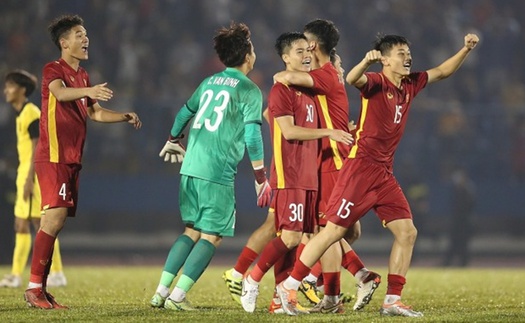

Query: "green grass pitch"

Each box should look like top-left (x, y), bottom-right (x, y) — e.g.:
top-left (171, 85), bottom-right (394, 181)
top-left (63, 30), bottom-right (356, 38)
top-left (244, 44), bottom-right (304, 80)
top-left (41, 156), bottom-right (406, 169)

top-left (1, 265), bottom-right (524, 322)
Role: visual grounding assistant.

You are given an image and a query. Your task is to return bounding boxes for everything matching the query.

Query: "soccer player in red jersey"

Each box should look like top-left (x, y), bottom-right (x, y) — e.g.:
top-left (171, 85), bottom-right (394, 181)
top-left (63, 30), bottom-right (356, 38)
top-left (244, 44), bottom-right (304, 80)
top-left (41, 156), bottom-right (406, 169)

top-left (1, 70), bottom-right (66, 289)
top-left (239, 32), bottom-right (352, 314)
top-left (24, 15), bottom-right (142, 309)
top-left (276, 33), bottom-right (479, 317)
top-left (274, 19), bottom-right (379, 313)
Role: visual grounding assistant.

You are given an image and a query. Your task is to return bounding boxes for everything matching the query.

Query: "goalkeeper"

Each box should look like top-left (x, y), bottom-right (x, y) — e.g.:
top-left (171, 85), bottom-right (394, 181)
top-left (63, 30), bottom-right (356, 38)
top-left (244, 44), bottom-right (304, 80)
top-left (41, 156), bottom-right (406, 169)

top-left (150, 21), bottom-right (271, 311)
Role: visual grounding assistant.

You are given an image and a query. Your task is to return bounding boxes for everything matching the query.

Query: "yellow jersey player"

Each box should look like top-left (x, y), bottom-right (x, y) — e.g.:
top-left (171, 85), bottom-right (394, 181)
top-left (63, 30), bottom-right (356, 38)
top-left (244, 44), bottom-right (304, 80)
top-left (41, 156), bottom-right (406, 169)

top-left (1, 70), bottom-right (66, 289)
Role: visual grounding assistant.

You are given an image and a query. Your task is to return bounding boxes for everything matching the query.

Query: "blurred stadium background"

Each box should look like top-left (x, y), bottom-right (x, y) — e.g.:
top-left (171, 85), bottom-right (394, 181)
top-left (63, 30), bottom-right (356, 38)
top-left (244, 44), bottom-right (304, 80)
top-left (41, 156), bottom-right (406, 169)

top-left (0, 0), bottom-right (524, 267)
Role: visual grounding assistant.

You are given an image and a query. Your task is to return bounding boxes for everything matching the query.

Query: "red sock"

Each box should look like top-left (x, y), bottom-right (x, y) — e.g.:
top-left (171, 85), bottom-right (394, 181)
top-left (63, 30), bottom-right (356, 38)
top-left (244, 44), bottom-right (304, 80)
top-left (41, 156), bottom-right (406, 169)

top-left (250, 237), bottom-right (290, 282)
top-left (274, 247), bottom-right (296, 285)
top-left (233, 247), bottom-right (259, 275)
top-left (295, 243), bottom-right (305, 262)
top-left (310, 261), bottom-right (322, 279)
top-left (290, 259), bottom-right (311, 282)
top-left (30, 230), bottom-right (56, 284)
top-left (341, 250), bottom-right (365, 276)
top-left (323, 272), bottom-right (341, 296)
top-left (386, 274), bottom-right (406, 296)
top-left (316, 273), bottom-right (324, 287)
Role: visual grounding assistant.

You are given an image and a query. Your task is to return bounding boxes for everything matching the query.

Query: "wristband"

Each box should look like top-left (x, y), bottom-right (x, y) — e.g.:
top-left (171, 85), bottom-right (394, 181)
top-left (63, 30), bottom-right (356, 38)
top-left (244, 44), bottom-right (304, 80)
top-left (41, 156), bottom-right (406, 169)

top-left (169, 134), bottom-right (184, 142)
top-left (253, 166), bottom-right (267, 184)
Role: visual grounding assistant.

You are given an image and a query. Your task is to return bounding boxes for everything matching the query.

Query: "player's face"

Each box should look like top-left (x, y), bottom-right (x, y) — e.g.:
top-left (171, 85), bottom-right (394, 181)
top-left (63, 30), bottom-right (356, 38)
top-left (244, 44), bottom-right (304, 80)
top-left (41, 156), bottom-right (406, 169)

top-left (284, 39), bottom-right (311, 72)
top-left (384, 44), bottom-right (412, 76)
top-left (63, 25), bottom-right (89, 61)
top-left (3, 81), bottom-right (24, 105)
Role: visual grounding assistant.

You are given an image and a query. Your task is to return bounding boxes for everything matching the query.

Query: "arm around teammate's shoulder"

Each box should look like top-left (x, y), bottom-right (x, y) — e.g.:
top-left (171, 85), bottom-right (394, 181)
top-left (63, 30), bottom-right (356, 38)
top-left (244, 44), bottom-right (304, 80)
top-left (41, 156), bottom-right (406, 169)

top-left (273, 71), bottom-right (314, 88)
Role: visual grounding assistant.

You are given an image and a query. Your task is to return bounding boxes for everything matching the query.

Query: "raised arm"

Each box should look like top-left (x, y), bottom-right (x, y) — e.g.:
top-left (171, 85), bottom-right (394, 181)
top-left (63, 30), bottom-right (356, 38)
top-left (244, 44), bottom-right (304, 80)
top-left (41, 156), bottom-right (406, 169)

top-left (426, 33), bottom-right (479, 84)
top-left (346, 50), bottom-right (382, 88)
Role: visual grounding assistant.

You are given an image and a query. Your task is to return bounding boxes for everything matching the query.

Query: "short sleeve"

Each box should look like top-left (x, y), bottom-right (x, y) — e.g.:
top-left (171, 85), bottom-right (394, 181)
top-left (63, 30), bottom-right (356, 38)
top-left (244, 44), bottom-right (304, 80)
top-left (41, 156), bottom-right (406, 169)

top-left (309, 64), bottom-right (335, 94)
top-left (268, 83), bottom-right (293, 119)
top-left (42, 63), bottom-right (63, 88)
top-left (359, 72), bottom-right (383, 98)
top-left (28, 119), bottom-right (39, 139)
top-left (409, 72), bottom-right (429, 98)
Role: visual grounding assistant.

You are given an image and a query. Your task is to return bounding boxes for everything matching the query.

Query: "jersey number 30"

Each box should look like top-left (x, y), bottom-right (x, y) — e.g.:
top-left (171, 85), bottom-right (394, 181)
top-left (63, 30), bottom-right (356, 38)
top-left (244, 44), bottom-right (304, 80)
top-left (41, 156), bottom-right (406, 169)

top-left (193, 89), bottom-right (230, 132)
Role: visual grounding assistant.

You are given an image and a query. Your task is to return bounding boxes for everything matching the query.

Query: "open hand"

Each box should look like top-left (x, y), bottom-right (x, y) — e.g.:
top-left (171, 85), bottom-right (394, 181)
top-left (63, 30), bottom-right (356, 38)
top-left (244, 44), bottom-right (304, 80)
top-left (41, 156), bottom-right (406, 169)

top-left (88, 82), bottom-right (113, 101)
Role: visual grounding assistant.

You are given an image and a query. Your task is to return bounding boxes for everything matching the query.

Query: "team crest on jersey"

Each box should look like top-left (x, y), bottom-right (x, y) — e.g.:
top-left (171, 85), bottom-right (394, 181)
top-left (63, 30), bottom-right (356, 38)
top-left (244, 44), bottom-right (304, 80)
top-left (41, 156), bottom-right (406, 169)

top-left (69, 75), bottom-right (75, 82)
top-left (387, 92), bottom-right (394, 99)
top-left (295, 91), bottom-right (302, 96)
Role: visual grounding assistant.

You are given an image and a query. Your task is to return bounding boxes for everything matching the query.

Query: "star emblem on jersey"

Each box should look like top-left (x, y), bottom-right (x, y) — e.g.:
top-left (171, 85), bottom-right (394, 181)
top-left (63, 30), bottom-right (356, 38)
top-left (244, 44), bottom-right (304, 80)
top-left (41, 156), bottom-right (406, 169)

top-left (69, 75), bottom-right (75, 82)
top-left (387, 93), bottom-right (394, 99)
top-left (295, 91), bottom-right (302, 96)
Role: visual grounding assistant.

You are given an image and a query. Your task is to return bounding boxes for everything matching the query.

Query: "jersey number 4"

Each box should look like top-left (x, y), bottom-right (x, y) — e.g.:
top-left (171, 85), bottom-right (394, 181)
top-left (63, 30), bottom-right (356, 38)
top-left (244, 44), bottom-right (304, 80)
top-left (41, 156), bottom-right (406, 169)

top-left (59, 183), bottom-right (67, 201)
top-left (193, 89), bottom-right (230, 132)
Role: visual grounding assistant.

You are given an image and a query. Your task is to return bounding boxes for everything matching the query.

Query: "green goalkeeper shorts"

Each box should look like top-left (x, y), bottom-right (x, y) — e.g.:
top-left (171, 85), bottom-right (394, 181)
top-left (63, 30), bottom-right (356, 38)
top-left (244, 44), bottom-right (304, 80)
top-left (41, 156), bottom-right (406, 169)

top-left (179, 175), bottom-right (236, 237)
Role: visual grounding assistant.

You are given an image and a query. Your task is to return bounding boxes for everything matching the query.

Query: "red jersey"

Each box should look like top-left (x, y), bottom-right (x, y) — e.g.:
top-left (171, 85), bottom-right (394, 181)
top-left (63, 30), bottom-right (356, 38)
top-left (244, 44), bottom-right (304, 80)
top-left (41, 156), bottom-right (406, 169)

top-left (349, 71), bottom-right (428, 169)
top-left (268, 83), bottom-right (318, 190)
top-left (35, 59), bottom-right (96, 164)
top-left (310, 62), bottom-right (350, 172)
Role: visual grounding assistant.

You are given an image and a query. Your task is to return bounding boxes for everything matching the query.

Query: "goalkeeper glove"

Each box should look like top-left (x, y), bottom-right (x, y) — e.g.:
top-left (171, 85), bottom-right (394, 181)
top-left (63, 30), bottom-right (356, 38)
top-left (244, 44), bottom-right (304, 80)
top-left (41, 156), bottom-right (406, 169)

top-left (159, 135), bottom-right (186, 163)
top-left (254, 167), bottom-right (272, 207)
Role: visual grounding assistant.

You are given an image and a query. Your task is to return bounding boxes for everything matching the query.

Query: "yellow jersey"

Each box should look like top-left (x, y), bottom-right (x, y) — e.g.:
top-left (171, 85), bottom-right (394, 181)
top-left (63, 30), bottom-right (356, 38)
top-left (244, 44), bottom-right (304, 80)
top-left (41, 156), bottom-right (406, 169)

top-left (16, 102), bottom-right (40, 176)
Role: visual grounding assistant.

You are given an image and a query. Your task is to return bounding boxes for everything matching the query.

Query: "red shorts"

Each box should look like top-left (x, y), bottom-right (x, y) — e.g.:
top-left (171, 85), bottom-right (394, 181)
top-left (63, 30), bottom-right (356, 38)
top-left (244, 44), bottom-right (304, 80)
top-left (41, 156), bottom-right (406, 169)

top-left (35, 162), bottom-right (81, 217)
top-left (272, 189), bottom-right (317, 234)
top-left (317, 170), bottom-right (339, 226)
top-left (325, 158), bottom-right (412, 228)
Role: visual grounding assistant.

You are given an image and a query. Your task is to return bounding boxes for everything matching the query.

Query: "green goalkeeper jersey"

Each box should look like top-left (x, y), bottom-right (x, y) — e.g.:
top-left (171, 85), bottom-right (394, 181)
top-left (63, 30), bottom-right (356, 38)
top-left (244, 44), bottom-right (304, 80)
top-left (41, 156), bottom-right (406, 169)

top-left (171, 67), bottom-right (263, 186)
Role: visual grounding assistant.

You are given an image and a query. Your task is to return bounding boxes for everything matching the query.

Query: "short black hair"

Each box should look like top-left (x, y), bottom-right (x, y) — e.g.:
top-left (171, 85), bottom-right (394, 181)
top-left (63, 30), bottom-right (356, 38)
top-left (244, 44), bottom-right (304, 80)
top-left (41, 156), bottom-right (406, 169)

top-left (213, 22), bottom-right (252, 67)
top-left (374, 34), bottom-right (410, 55)
top-left (5, 70), bottom-right (38, 97)
top-left (48, 14), bottom-right (84, 50)
top-left (303, 19), bottom-right (340, 55)
top-left (275, 32), bottom-right (307, 57)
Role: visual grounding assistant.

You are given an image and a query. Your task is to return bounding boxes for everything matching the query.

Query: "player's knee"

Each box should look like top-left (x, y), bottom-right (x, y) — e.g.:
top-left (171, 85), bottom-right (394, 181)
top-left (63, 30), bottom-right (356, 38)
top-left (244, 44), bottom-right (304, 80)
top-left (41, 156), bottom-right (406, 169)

top-left (344, 224), bottom-right (361, 244)
top-left (201, 234), bottom-right (222, 247)
top-left (325, 222), bottom-right (347, 242)
top-left (407, 226), bottom-right (418, 245)
top-left (280, 231), bottom-right (302, 248)
top-left (262, 220), bottom-right (276, 235)
top-left (14, 219), bottom-right (30, 233)
top-left (399, 225), bottom-right (418, 246)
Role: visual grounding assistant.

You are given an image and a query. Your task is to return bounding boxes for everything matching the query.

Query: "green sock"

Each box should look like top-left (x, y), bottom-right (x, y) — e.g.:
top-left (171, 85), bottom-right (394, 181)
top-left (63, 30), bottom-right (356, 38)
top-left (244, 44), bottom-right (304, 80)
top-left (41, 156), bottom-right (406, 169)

top-left (159, 271), bottom-right (176, 289)
top-left (160, 234), bottom-right (195, 287)
top-left (175, 275), bottom-right (195, 294)
top-left (176, 239), bottom-right (216, 292)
